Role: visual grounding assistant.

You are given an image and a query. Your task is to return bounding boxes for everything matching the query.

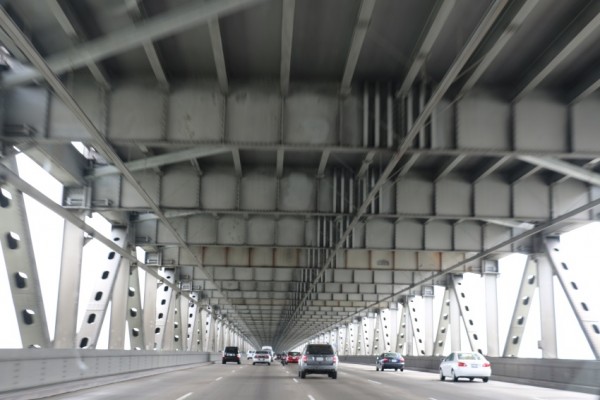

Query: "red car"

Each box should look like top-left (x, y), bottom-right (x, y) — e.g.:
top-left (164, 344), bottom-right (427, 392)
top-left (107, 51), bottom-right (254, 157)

top-left (286, 351), bottom-right (301, 363)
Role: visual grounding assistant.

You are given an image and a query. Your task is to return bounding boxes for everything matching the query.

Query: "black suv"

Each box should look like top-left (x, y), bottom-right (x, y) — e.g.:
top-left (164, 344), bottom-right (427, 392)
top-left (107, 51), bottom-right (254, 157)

top-left (222, 346), bottom-right (241, 364)
top-left (298, 344), bottom-right (338, 379)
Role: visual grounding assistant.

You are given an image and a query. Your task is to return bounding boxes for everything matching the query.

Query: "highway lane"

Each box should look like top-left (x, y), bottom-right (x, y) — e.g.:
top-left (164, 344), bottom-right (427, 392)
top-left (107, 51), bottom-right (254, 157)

top-left (38, 360), bottom-right (598, 400)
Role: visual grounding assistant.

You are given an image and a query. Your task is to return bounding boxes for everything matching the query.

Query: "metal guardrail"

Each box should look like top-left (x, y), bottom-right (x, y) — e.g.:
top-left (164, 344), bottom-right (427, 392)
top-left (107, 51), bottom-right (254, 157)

top-left (0, 349), bottom-right (219, 399)
top-left (339, 355), bottom-right (600, 395)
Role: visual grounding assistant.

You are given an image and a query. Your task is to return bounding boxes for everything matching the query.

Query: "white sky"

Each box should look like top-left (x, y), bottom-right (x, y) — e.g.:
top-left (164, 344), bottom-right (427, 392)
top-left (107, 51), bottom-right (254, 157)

top-left (0, 152), bottom-right (598, 359)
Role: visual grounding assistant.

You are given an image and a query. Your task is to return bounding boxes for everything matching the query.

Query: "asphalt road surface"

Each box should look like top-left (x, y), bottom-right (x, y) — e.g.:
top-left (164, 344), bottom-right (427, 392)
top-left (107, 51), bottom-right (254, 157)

top-left (36, 360), bottom-right (598, 400)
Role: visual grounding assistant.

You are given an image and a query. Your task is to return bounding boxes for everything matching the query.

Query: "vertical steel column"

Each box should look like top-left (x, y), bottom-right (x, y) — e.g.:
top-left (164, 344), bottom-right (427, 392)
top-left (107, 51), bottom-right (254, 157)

top-left (206, 310), bottom-right (215, 351)
top-left (386, 83), bottom-right (393, 148)
top-left (450, 274), bottom-right (484, 354)
top-left (54, 212), bottom-right (85, 348)
top-left (171, 293), bottom-right (184, 351)
top-left (356, 317), bottom-right (365, 355)
top-left (348, 321), bottom-right (357, 355)
top-left (143, 269), bottom-right (158, 350)
top-left (544, 237), bottom-right (600, 359)
top-left (363, 83), bottom-right (369, 147)
top-left (126, 264), bottom-right (145, 350)
top-left (422, 286), bottom-right (435, 356)
top-left (503, 255), bottom-right (538, 357)
top-left (187, 293), bottom-right (199, 351)
top-left (449, 280), bottom-right (461, 352)
top-left (374, 83), bottom-right (380, 148)
top-left (109, 253), bottom-right (131, 349)
top-left (76, 226), bottom-right (128, 349)
top-left (404, 299), bottom-right (415, 355)
top-left (0, 159), bottom-right (50, 348)
top-left (433, 289), bottom-right (451, 356)
top-left (199, 307), bottom-right (209, 351)
top-left (483, 260), bottom-right (500, 356)
top-left (153, 268), bottom-right (175, 350)
top-left (537, 253), bottom-right (558, 358)
top-left (406, 296), bottom-right (425, 355)
top-left (373, 311), bottom-right (384, 354)
top-left (385, 305), bottom-right (399, 352)
top-left (380, 308), bottom-right (392, 352)
top-left (396, 304), bottom-right (407, 354)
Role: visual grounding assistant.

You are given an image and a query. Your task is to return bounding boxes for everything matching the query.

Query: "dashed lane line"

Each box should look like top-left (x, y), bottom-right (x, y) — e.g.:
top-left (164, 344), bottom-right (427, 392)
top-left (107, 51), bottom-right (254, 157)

top-left (367, 379), bottom-right (382, 385)
top-left (175, 392), bottom-right (193, 400)
top-left (308, 395), bottom-right (316, 400)
top-left (216, 377), bottom-right (223, 381)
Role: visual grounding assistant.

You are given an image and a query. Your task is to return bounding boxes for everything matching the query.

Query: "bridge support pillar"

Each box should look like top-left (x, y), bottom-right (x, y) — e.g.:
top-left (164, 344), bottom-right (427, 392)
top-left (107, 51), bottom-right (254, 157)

top-left (537, 252), bottom-right (558, 358)
top-left (422, 286), bottom-right (434, 356)
top-left (483, 260), bottom-right (500, 356)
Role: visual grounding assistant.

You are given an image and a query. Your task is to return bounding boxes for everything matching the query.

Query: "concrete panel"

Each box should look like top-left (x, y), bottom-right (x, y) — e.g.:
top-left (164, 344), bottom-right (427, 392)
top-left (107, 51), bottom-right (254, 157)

top-left (226, 85), bottom-right (280, 143)
top-left (552, 180), bottom-right (589, 219)
top-left (514, 176), bottom-right (549, 218)
top-left (474, 176), bottom-right (510, 217)
top-left (285, 88), bottom-right (338, 145)
top-left (365, 219), bottom-right (394, 248)
top-left (214, 266), bottom-right (234, 281)
top-left (441, 252), bottom-right (468, 270)
top-left (273, 267), bottom-right (294, 282)
top-left (157, 218), bottom-right (186, 244)
top-left (5, 87), bottom-right (48, 138)
top-left (352, 221), bottom-right (366, 248)
top-left (218, 216), bottom-right (246, 245)
top-left (436, 175), bottom-right (471, 216)
top-left (49, 83), bottom-right (101, 140)
top-left (161, 166), bottom-right (200, 208)
top-left (432, 99), bottom-right (454, 148)
top-left (454, 221), bottom-right (482, 251)
top-left (187, 215), bottom-right (217, 244)
top-left (168, 83), bottom-right (223, 142)
top-left (236, 268), bottom-right (253, 281)
top-left (359, 284), bottom-right (376, 294)
top-left (247, 217), bottom-right (275, 245)
top-left (418, 252), bottom-right (441, 271)
top-left (424, 221), bottom-right (452, 250)
top-left (379, 181), bottom-right (396, 214)
top-left (227, 247), bottom-right (249, 266)
top-left (279, 171), bottom-right (316, 211)
top-left (318, 175), bottom-right (333, 212)
top-left (162, 247), bottom-right (181, 265)
top-left (122, 170), bottom-right (160, 208)
top-left (335, 270), bottom-right (354, 283)
top-left (240, 171), bottom-right (276, 210)
top-left (255, 268), bottom-right (274, 281)
top-left (346, 249), bottom-right (368, 269)
top-left (250, 248), bottom-right (274, 267)
top-left (133, 219), bottom-right (157, 244)
top-left (376, 283), bottom-right (393, 294)
top-left (342, 283), bottom-right (359, 293)
top-left (354, 270), bottom-right (373, 283)
top-left (200, 168), bottom-right (237, 210)
top-left (340, 94), bottom-right (362, 146)
top-left (396, 175), bottom-right (434, 214)
top-left (514, 94), bottom-right (568, 152)
top-left (395, 220), bottom-right (423, 249)
top-left (109, 85), bottom-right (164, 140)
top-left (393, 271), bottom-right (414, 284)
top-left (457, 92), bottom-right (510, 150)
top-left (181, 246), bottom-right (201, 265)
top-left (394, 251), bottom-right (417, 270)
top-left (204, 247), bottom-right (226, 266)
top-left (572, 97), bottom-right (600, 152)
top-left (277, 217), bottom-right (304, 246)
top-left (483, 224), bottom-right (511, 252)
top-left (370, 250), bottom-right (392, 269)
top-left (373, 270), bottom-right (392, 284)
top-left (274, 248), bottom-right (297, 267)
top-left (92, 175), bottom-right (121, 207)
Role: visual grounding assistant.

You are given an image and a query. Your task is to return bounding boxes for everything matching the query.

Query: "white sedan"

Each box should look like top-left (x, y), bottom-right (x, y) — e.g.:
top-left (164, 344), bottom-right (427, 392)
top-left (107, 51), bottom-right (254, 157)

top-left (439, 351), bottom-right (491, 382)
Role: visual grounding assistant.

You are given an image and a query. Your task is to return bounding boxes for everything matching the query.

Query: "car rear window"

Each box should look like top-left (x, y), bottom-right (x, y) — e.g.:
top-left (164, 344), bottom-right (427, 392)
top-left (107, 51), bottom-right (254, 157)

top-left (458, 353), bottom-right (481, 360)
top-left (383, 353), bottom-right (398, 358)
top-left (256, 350), bottom-right (268, 354)
top-left (225, 347), bottom-right (238, 352)
top-left (305, 345), bottom-right (334, 355)
top-left (288, 352), bottom-right (300, 356)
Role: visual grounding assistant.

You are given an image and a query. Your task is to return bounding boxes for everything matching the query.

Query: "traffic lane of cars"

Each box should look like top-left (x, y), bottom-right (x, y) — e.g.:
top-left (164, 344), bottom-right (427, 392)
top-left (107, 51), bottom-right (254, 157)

top-left (338, 363), bottom-right (598, 400)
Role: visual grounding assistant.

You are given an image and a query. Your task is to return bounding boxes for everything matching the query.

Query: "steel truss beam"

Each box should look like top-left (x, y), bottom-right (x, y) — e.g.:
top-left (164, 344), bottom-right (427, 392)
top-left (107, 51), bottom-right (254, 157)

top-left (76, 226), bottom-right (128, 349)
top-left (543, 237), bottom-right (600, 360)
top-left (0, 159), bottom-right (51, 348)
top-left (1, 0), bottom-right (268, 88)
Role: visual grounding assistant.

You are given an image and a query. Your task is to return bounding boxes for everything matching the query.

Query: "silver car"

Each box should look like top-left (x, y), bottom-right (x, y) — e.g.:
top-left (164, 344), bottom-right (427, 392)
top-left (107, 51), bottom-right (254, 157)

top-left (439, 351), bottom-right (491, 382)
top-left (298, 344), bottom-right (338, 379)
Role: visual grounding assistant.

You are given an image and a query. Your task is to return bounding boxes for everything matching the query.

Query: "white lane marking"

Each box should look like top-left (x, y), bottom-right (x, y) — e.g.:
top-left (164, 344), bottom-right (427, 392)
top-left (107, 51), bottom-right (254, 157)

top-left (308, 395), bottom-right (316, 400)
top-left (216, 377), bottom-right (223, 381)
top-left (293, 378), bottom-right (299, 383)
top-left (428, 398), bottom-right (438, 400)
top-left (175, 392), bottom-right (193, 400)
top-left (367, 379), bottom-right (381, 385)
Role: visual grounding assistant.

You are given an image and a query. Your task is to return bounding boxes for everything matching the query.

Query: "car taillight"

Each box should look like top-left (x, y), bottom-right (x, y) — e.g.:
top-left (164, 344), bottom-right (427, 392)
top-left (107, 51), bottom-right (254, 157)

top-left (382, 358), bottom-right (388, 363)
top-left (302, 355), bottom-right (308, 362)
top-left (457, 361), bottom-right (467, 367)
top-left (483, 362), bottom-right (491, 367)
top-left (333, 355), bottom-right (337, 362)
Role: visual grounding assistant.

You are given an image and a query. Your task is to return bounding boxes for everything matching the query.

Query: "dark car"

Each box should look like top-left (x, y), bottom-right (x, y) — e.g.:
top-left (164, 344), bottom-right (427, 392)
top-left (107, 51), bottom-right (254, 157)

top-left (376, 352), bottom-right (405, 371)
top-left (222, 346), bottom-right (241, 364)
top-left (298, 344), bottom-right (338, 379)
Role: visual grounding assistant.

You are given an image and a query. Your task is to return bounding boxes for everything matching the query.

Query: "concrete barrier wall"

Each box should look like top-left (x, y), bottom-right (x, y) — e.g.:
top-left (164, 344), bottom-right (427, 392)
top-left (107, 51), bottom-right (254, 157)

top-left (338, 355), bottom-right (600, 395)
top-left (0, 349), bottom-right (219, 397)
